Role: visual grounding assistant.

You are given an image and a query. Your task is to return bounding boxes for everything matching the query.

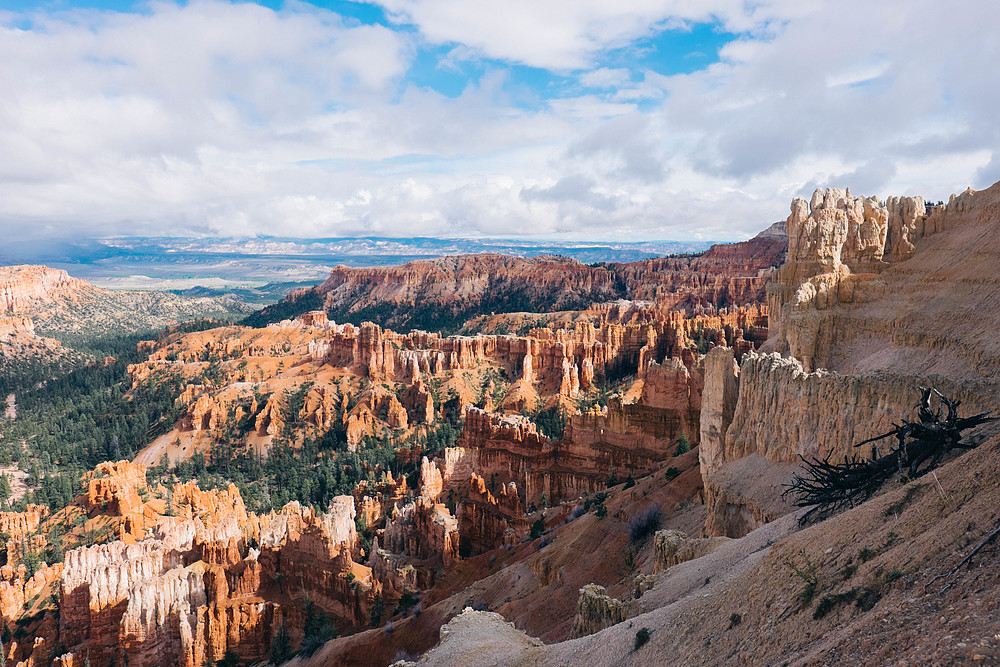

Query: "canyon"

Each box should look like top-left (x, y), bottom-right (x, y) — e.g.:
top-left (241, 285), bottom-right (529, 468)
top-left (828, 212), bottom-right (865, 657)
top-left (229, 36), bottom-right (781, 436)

top-left (368, 183), bottom-right (1000, 666)
top-left (3, 182), bottom-right (1000, 666)
top-left (2, 221), bottom-right (778, 665)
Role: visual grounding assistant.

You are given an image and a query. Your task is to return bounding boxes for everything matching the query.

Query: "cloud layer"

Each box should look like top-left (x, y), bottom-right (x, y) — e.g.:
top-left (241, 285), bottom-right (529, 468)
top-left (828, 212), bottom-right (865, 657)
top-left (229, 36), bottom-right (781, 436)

top-left (1, 0), bottom-right (998, 241)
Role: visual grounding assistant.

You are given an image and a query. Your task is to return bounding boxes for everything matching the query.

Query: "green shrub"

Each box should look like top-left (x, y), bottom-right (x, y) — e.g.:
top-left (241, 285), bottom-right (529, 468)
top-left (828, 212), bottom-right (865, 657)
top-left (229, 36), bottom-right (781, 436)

top-left (792, 560), bottom-right (818, 609)
top-left (634, 627), bottom-right (651, 651)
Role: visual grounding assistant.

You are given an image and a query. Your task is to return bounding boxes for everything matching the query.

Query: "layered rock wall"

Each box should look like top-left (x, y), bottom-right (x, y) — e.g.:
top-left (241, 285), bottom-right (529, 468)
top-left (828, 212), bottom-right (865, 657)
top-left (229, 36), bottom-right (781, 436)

top-left (767, 187), bottom-right (929, 371)
top-left (704, 183), bottom-right (1000, 538)
top-left (305, 234), bottom-right (786, 332)
top-left (0, 265), bottom-right (91, 314)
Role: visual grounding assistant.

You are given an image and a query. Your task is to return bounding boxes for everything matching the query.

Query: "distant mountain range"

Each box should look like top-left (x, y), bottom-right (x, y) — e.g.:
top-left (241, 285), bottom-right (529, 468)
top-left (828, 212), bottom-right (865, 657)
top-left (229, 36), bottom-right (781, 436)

top-left (0, 235), bottom-right (718, 301)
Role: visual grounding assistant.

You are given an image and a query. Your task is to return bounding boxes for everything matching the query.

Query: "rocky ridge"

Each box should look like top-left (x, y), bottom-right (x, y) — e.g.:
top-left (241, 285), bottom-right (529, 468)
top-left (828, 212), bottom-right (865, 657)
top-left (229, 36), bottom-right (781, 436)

top-left (374, 182), bottom-right (1000, 666)
top-left (0, 264), bottom-right (249, 348)
top-left (249, 232), bottom-right (786, 332)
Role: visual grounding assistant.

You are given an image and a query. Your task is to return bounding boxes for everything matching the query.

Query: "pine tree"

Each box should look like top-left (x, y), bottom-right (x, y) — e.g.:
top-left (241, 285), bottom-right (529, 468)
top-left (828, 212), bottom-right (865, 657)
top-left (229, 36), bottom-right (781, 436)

top-left (674, 433), bottom-right (691, 456)
top-left (0, 473), bottom-right (11, 509)
top-left (270, 623), bottom-right (292, 665)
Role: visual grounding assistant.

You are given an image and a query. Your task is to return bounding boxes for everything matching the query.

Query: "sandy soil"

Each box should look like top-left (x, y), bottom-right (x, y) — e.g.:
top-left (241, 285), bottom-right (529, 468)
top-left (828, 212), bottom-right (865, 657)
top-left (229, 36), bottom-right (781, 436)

top-left (0, 463), bottom-right (29, 505)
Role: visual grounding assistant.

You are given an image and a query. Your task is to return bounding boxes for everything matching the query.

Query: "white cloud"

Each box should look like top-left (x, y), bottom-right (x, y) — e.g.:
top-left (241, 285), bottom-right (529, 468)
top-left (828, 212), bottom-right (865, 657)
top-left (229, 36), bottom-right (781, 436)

top-left (370, 0), bottom-right (812, 71)
top-left (0, 0), bottom-right (998, 243)
top-left (579, 68), bottom-right (632, 89)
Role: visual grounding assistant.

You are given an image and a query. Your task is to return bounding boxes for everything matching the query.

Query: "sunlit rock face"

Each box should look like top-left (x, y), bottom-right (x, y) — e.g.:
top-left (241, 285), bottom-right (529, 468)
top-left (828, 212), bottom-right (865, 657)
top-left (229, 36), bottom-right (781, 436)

top-left (704, 184), bottom-right (1000, 538)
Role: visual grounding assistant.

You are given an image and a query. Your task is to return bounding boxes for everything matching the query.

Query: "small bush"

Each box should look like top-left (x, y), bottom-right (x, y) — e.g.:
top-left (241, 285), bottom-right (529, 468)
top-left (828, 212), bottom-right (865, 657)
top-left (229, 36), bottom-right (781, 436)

top-left (858, 548), bottom-right (875, 562)
top-left (813, 586), bottom-right (882, 619)
top-left (729, 613), bottom-right (742, 627)
top-left (674, 433), bottom-right (691, 456)
top-left (397, 591), bottom-right (417, 612)
top-left (595, 503), bottom-right (607, 518)
top-left (791, 560), bottom-right (818, 609)
top-left (634, 627), bottom-right (651, 651)
top-left (883, 568), bottom-right (907, 584)
top-left (628, 505), bottom-right (662, 543)
top-left (530, 517), bottom-right (545, 539)
top-left (664, 467), bottom-right (681, 481)
top-left (814, 590), bottom-right (857, 620)
top-left (623, 475), bottom-right (635, 489)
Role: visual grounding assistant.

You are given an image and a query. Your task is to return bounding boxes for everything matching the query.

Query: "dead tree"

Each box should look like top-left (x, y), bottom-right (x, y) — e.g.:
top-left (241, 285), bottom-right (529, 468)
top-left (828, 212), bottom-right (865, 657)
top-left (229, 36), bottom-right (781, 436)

top-left (784, 387), bottom-right (995, 523)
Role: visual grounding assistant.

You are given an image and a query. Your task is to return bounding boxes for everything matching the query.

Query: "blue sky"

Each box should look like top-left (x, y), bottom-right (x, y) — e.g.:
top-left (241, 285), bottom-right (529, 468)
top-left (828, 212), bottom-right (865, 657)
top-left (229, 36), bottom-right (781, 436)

top-left (1, 0), bottom-right (998, 241)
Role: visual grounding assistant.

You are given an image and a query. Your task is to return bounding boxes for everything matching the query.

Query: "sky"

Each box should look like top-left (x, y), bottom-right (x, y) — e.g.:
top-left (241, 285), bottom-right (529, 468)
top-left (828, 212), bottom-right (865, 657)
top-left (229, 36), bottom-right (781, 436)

top-left (1, 0), bottom-right (999, 242)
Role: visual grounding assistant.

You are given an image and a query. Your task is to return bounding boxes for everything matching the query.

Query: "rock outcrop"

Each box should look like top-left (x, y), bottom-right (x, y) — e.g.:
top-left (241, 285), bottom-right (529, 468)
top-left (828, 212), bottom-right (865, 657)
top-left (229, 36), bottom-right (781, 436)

top-left (569, 583), bottom-right (629, 638)
top-left (0, 265), bottom-right (90, 314)
top-left (652, 529), bottom-right (731, 572)
top-left (381, 497), bottom-right (460, 570)
top-left (703, 183), bottom-right (1000, 537)
top-left (767, 187), bottom-right (930, 371)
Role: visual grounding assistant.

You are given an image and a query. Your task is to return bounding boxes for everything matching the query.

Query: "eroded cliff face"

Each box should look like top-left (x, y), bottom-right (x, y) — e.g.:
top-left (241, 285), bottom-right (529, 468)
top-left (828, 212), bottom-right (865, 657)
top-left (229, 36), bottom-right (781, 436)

top-left (3, 461), bottom-right (381, 667)
top-left (764, 186), bottom-right (979, 373)
top-left (435, 346), bottom-right (708, 516)
top-left (250, 230), bottom-right (786, 332)
top-left (131, 295), bottom-right (769, 467)
top-left (0, 505), bottom-right (58, 633)
top-left (0, 266), bottom-right (91, 315)
top-left (7, 226), bottom-right (793, 665)
top-left (702, 183), bottom-right (1000, 537)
